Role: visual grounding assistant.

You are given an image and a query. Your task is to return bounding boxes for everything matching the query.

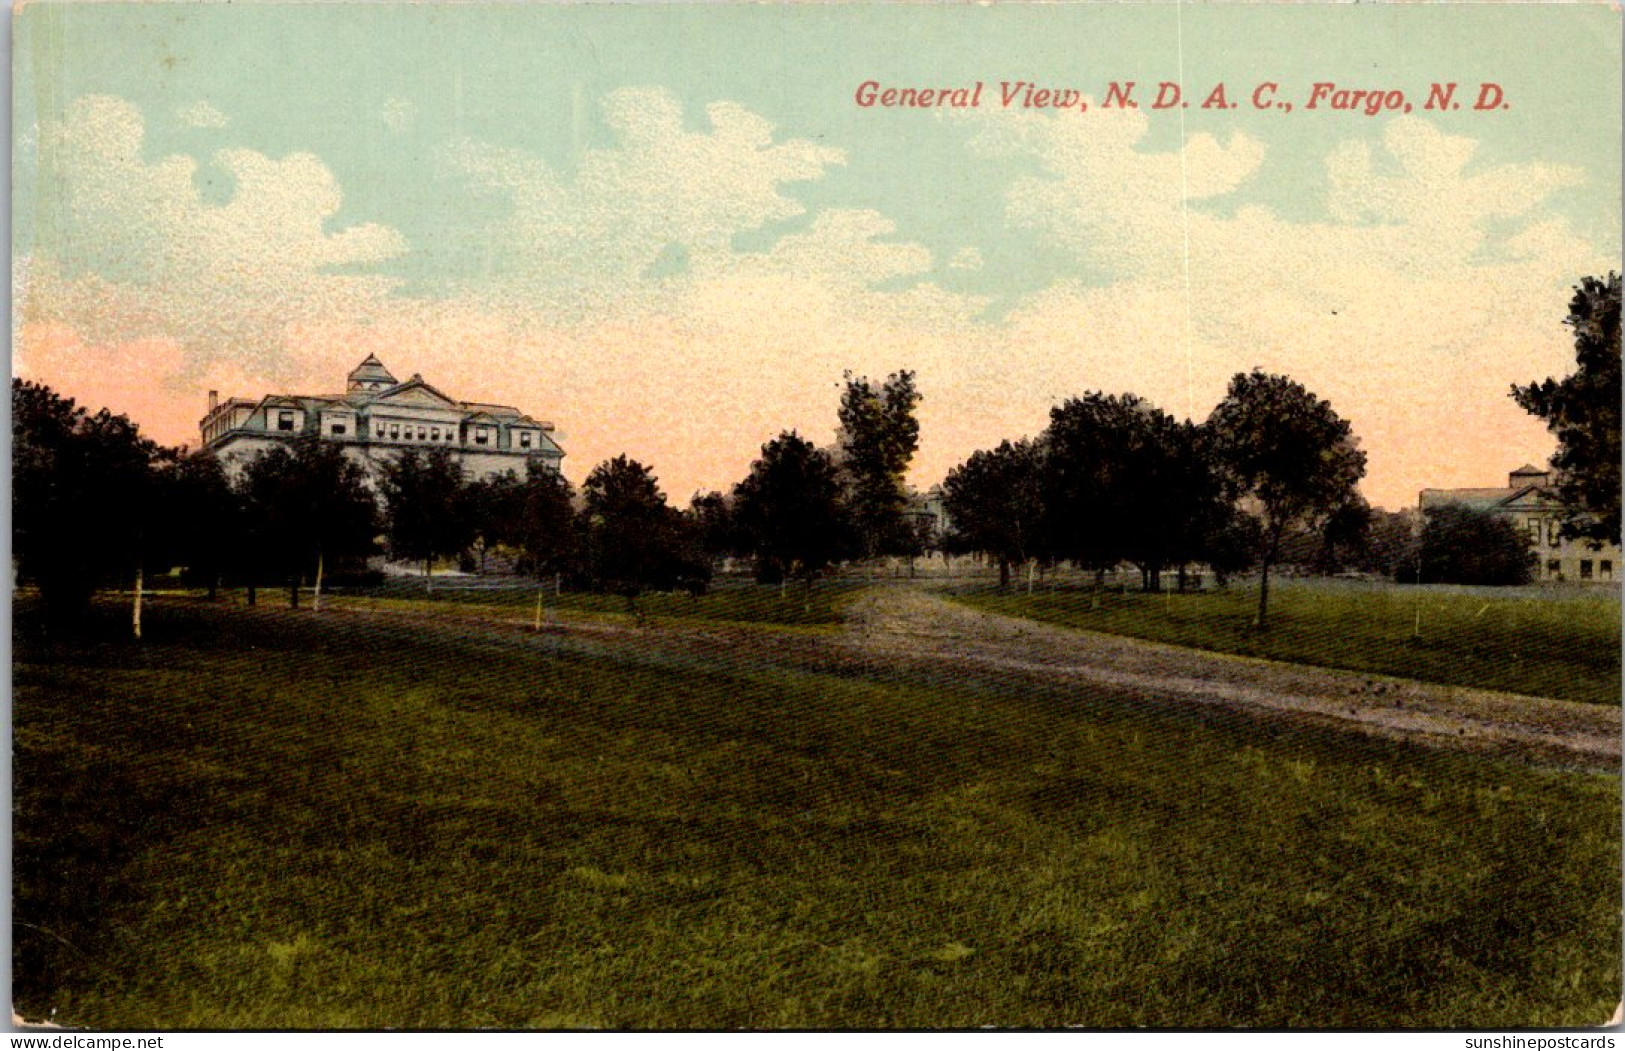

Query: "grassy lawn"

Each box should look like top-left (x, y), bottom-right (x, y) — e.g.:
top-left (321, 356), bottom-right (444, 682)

top-left (332, 577), bottom-right (864, 632)
top-left (14, 599), bottom-right (1619, 1029)
top-left (952, 581), bottom-right (1623, 706)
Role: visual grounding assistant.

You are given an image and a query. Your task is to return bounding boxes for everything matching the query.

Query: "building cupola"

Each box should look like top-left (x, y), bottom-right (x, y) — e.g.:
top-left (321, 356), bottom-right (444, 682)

top-left (347, 354), bottom-right (398, 393)
top-left (1509, 463), bottom-right (1550, 489)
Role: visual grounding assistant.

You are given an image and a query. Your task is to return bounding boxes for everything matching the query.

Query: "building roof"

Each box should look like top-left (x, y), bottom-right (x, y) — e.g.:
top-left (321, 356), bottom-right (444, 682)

top-left (348, 354), bottom-right (398, 388)
top-left (204, 357), bottom-right (561, 451)
top-left (1419, 484), bottom-right (1560, 513)
top-left (459, 400), bottom-right (525, 417)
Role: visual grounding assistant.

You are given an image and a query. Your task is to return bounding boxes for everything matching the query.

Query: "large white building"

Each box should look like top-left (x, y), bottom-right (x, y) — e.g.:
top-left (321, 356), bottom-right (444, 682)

top-left (200, 355), bottom-right (565, 482)
top-left (1419, 464), bottom-right (1620, 583)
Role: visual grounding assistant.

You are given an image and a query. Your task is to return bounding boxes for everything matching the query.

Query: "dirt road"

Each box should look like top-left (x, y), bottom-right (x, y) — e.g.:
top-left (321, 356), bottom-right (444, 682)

top-left (837, 586), bottom-right (1621, 771)
top-left (333, 583), bottom-right (1620, 772)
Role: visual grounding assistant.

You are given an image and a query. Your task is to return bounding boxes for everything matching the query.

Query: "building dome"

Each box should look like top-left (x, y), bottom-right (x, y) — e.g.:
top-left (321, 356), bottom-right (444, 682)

top-left (347, 354), bottom-right (398, 393)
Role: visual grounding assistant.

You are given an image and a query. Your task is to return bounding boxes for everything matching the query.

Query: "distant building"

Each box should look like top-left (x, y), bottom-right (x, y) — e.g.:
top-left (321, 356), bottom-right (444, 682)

top-left (904, 484), bottom-right (950, 547)
top-left (199, 355), bottom-right (564, 483)
top-left (1419, 465), bottom-right (1620, 583)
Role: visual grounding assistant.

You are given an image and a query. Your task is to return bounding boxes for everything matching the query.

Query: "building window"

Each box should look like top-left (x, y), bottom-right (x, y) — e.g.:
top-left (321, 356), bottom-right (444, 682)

top-left (1547, 559), bottom-right (1561, 579)
top-left (330, 423), bottom-right (347, 436)
top-left (418, 427), bottom-right (427, 441)
top-left (277, 410), bottom-right (295, 432)
top-left (390, 425), bottom-right (400, 440)
top-left (431, 427), bottom-right (440, 441)
top-left (519, 432), bottom-right (533, 449)
top-left (1580, 560), bottom-right (1594, 580)
top-left (1526, 520), bottom-right (1541, 543)
top-left (1602, 560), bottom-right (1614, 581)
top-left (1548, 521), bottom-right (1561, 547)
top-left (475, 429), bottom-right (489, 446)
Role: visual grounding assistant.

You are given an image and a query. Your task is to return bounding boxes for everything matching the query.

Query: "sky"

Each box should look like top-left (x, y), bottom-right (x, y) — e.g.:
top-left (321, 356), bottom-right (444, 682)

top-left (12, 2), bottom-right (1621, 510)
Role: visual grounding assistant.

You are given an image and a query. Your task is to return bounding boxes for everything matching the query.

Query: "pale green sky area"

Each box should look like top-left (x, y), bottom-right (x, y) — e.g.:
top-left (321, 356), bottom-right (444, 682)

top-left (17, 3), bottom-right (1619, 299)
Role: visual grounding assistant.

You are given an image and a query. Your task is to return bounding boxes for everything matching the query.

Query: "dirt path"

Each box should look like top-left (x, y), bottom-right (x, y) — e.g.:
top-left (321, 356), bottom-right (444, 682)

top-left (838, 587), bottom-right (1621, 771)
top-left (319, 584), bottom-right (1619, 771)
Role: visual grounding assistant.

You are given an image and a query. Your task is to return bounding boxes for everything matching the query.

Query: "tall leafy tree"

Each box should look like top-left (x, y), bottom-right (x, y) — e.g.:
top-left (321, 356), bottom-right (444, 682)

top-left (581, 455), bottom-right (707, 607)
top-left (836, 370), bottom-right (921, 560)
top-left (12, 380), bottom-right (164, 627)
top-left (732, 431), bottom-right (851, 590)
top-left (1040, 395), bottom-right (1119, 577)
top-left (1205, 370), bottom-right (1367, 630)
top-left (239, 436), bottom-right (379, 607)
top-left (462, 469), bottom-right (525, 572)
top-left (943, 437), bottom-right (1047, 591)
top-left (152, 448), bottom-right (243, 599)
top-left (514, 459), bottom-right (580, 581)
top-left (1163, 423), bottom-right (1255, 591)
top-left (687, 490), bottom-right (742, 568)
top-left (1043, 393), bottom-right (1225, 590)
top-left (378, 447), bottom-right (475, 585)
top-left (1512, 272), bottom-right (1621, 544)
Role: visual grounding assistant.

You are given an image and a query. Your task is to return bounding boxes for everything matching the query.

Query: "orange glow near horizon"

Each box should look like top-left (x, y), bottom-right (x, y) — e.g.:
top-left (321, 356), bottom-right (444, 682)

top-left (16, 311), bottom-right (1569, 514)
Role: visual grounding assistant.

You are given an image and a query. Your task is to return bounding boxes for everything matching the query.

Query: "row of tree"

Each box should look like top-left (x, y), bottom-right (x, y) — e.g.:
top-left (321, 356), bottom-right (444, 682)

top-left (682, 371), bottom-right (929, 594)
top-left (937, 271), bottom-right (1622, 614)
top-left (12, 369), bottom-right (930, 624)
top-left (14, 272), bottom-right (1615, 629)
top-left (940, 370), bottom-right (1368, 629)
top-left (10, 382), bottom-right (706, 622)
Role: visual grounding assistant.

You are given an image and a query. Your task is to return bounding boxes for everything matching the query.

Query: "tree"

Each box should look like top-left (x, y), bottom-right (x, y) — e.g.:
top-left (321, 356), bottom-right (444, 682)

top-left (378, 447), bottom-right (475, 585)
top-left (1043, 393), bottom-right (1225, 591)
top-left (1512, 273), bottom-right (1621, 544)
top-left (687, 490), bottom-right (741, 568)
top-left (12, 380), bottom-right (164, 628)
top-left (1039, 394), bottom-right (1126, 576)
top-left (513, 459), bottom-right (579, 581)
top-left (732, 432), bottom-right (851, 591)
top-left (1362, 508), bottom-right (1420, 579)
top-left (1275, 496), bottom-right (1373, 576)
top-left (152, 448), bottom-right (243, 599)
top-left (462, 469), bottom-right (526, 573)
top-left (1410, 504), bottom-right (1534, 586)
top-left (943, 438), bottom-right (1047, 591)
top-left (581, 456), bottom-right (707, 607)
top-left (1197, 508), bottom-right (1261, 587)
top-left (1140, 419), bottom-right (1240, 591)
top-left (238, 436), bottom-right (379, 608)
top-left (836, 370), bottom-right (922, 560)
top-left (1205, 370), bottom-right (1367, 630)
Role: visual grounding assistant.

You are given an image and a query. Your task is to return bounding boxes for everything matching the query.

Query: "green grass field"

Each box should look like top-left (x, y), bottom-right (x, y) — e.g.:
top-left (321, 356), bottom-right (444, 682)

top-left (13, 597), bottom-right (1620, 1029)
top-left (952, 581), bottom-right (1623, 706)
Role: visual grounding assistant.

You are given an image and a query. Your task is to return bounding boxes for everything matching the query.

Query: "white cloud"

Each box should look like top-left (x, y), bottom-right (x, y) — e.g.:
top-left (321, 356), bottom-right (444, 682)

top-left (177, 100), bottom-right (228, 129)
top-left (967, 103), bottom-right (1265, 279)
top-left (446, 87), bottom-right (846, 301)
top-left (21, 95), bottom-right (407, 378)
top-left (728, 209), bottom-right (930, 287)
top-left (972, 112), bottom-right (1609, 506)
